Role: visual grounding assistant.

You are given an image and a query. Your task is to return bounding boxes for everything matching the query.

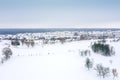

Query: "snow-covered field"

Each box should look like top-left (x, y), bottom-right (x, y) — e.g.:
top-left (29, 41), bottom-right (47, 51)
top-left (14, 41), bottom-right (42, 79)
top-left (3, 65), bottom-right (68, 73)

top-left (0, 39), bottom-right (119, 80)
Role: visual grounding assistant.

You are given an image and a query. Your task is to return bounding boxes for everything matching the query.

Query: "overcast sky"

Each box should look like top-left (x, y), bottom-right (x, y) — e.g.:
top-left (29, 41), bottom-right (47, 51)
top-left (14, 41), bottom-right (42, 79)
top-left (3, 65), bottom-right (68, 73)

top-left (0, 0), bottom-right (120, 28)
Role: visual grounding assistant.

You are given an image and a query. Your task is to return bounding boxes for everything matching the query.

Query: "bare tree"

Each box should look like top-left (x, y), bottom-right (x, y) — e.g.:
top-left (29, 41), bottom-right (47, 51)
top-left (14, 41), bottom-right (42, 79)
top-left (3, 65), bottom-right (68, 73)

top-left (94, 64), bottom-right (110, 78)
top-left (31, 40), bottom-right (35, 47)
top-left (2, 47), bottom-right (12, 60)
top-left (85, 58), bottom-right (93, 70)
top-left (112, 68), bottom-right (118, 80)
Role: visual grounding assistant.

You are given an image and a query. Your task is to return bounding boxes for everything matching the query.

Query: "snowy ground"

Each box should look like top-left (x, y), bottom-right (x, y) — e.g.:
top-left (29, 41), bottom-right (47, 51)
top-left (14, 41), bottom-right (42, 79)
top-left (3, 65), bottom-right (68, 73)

top-left (0, 40), bottom-right (119, 80)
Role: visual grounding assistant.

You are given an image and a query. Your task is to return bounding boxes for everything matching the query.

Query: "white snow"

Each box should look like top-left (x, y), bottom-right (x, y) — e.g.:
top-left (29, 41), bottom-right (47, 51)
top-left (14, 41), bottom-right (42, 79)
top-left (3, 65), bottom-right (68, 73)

top-left (0, 39), bottom-right (120, 80)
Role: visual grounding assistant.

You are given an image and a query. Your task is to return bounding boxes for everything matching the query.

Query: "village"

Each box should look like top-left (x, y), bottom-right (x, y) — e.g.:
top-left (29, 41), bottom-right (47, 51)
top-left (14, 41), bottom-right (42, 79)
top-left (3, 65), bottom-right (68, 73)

top-left (0, 30), bottom-right (120, 46)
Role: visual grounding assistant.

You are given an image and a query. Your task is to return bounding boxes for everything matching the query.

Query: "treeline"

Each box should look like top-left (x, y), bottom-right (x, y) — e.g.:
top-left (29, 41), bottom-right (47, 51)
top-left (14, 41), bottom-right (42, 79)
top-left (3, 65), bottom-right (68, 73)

top-left (11, 39), bottom-right (35, 47)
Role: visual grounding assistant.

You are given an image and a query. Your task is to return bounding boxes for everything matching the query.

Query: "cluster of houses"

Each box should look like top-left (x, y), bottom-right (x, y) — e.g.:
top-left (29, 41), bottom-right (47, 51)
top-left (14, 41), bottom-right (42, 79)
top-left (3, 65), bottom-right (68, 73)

top-left (0, 30), bottom-right (120, 45)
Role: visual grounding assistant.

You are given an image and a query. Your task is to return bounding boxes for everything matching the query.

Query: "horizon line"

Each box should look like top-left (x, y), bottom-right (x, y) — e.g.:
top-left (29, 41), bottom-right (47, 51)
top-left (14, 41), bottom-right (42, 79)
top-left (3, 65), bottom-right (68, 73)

top-left (0, 27), bottom-right (120, 29)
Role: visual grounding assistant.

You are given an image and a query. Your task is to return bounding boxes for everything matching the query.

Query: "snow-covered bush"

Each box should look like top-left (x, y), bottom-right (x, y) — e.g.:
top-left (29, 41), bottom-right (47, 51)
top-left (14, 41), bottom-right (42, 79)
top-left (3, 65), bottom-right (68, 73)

top-left (94, 64), bottom-right (110, 78)
top-left (11, 40), bottom-right (20, 46)
top-left (85, 58), bottom-right (93, 70)
top-left (91, 43), bottom-right (115, 56)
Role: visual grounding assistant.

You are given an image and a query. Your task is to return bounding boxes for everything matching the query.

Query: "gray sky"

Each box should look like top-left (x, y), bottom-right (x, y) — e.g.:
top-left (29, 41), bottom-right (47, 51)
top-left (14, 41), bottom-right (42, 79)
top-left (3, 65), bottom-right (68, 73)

top-left (0, 0), bottom-right (120, 28)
